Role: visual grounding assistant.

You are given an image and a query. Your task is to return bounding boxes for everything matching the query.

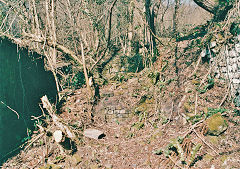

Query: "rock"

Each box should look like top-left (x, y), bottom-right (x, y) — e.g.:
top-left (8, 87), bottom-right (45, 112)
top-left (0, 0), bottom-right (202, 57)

top-left (53, 130), bottom-right (64, 143)
top-left (230, 57), bottom-right (237, 64)
top-left (210, 164), bottom-right (215, 169)
top-left (237, 35), bottom-right (240, 42)
top-left (119, 109), bottom-right (126, 114)
top-left (212, 48), bottom-right (217, 53)
top-left (210, 41), bottom-right (217, 49)
top-left (235, 43), bottom-right (240, 53)
top-left (206, 113), bottom-right (228, 136)
top-left (221, 67), bottom-right (227, 73)
top-left (83, 129), bottom-right (105, 139)
top-left (231, 63), bottom-right (238, 72)
top-left (201, 49), bottom-right (208, 57)
top-left (229, 49), bottom-right (238, 57)
top-left (105, 164), bottom-right (113, 169)
top-left (232, 79), bottom-right (240, 84)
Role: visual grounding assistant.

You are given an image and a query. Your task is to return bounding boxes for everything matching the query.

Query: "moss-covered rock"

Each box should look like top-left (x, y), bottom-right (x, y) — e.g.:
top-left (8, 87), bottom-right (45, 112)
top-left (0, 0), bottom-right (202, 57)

top-left (206, 113), bottom-right (228, 136)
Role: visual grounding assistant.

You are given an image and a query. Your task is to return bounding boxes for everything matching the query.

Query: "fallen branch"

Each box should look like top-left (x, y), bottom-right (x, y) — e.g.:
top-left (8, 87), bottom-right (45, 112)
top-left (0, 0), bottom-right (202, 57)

top-left (0, 32), bottom-right (83, 66)
top-left (41, 95), bottom-right (76, 139)
top-left (182, 119), bottom-right (205, 138)
top-left (0, 100), bottom-right (19, 119)
top-left (193, 129), bottom-right (219, 155)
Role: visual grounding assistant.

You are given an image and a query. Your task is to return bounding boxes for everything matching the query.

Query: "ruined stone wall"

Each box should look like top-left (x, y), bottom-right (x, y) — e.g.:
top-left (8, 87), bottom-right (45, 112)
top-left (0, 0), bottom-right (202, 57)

top-left (211, 35), bottom-right (240, 95)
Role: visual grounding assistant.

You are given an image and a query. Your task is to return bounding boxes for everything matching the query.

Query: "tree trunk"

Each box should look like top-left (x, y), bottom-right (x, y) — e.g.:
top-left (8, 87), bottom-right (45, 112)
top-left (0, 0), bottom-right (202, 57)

top-left (145, 0), bottom-right (156, 48)
top-left (193, 0), bottom-right (216, 14)
top-left (193, 0), bottom-right (233, 20)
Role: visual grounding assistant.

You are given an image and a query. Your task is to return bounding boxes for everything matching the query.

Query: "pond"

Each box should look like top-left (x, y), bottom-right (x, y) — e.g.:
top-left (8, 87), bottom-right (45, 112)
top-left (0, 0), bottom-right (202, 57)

top-left (0, 38), bottom-right (57, 164)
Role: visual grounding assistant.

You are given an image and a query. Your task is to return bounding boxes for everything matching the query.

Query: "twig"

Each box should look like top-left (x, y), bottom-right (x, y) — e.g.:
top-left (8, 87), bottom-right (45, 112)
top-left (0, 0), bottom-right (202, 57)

top-left (164, 101), bottom-right (174, 126)
top-left (0, 0), bottom-right (6, 4)
top-left (182, 119), bottom-right (205, 138)
top-left (0, 101), bottom-right (19, 119)
top-left (193, 129), bottom-right (219, 155)
top-left (219, 83), bottom-right (231, 107)
top-left (194, 92), bottom-right (198, 115)
top-left (39, 104), bottom-right (46, 117)
top-left (24, 133), bottom-right (45, 151)
top-left (168, 155), bottom-right (182, 169)
top-left (178, 95), bottom-right (186, 115)
top-left (187, 55), bottom-right (201, 78)
top-left (199, 66), bottom-right (212, 88)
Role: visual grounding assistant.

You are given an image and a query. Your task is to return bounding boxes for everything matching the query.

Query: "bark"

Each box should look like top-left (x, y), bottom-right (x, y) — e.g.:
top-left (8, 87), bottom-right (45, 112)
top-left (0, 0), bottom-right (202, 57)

top-left (193, 0), bottom-right (216, 14)
top-left (193, 0), bottom-right (233, 20)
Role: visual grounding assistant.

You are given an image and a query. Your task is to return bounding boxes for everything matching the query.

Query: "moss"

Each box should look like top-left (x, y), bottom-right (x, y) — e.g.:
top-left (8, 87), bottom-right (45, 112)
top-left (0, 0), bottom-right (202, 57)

top-left (114, 90), bottom-right (125, 96)
top-left (207, 136), bottom-right (219, 145)
top-left (145, 98), bottom-right (154, 104)
top-left (150, 129), bottom-right (163, 142)
top-left (191, 79), bottom-right (200, 85)
top-left (135, 102), bottom-right (148, 114)
top-left (120, 126), bottom-right (130, 136)
top-left (220, 155), bottom-right (228, 163)
top-left (71, 154), bottom-right (82, 166)
top-left (133, 122), bottom-right (144, 130)
top-left (148, 71), bottom-right (160, 84)
top-left (184, 102), bottom-right (194, 113)
top-left (206, 113), bottom-right (228, 136)
top-left (120, 83), bottom-right (128, 89)
top-left (204, 154), bottom-right (214, 162)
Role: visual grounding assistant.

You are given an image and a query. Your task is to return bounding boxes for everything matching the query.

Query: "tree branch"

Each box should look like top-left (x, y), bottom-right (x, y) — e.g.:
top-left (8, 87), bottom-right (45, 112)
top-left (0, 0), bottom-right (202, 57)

top-left (0, 31), bottom-right (83, 66)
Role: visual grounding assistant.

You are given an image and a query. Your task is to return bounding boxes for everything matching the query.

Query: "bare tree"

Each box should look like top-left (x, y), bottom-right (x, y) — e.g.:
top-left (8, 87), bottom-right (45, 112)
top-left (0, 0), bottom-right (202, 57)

top-left (145, 0), bottom-right (156, 48)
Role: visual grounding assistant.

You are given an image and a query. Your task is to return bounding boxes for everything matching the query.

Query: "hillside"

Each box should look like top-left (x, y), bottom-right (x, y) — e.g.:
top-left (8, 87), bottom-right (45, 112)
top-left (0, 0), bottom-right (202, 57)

top-left (1, 0), bottom-right (240, 168)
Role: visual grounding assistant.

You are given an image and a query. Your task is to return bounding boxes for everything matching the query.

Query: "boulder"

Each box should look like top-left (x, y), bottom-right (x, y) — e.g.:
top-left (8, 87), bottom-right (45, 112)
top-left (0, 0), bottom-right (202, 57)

top-left (206, 113), bottom-right (228, 136)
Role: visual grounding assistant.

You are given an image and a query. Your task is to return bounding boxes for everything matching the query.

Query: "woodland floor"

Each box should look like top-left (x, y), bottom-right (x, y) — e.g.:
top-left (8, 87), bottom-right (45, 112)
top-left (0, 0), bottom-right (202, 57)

top-left (2, 42), bottom-right (240, 169)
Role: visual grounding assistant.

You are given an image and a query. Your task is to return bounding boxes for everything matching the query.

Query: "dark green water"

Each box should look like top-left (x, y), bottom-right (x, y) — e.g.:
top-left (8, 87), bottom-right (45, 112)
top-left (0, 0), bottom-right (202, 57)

top-left (0, 38), bottom-right (57, 164)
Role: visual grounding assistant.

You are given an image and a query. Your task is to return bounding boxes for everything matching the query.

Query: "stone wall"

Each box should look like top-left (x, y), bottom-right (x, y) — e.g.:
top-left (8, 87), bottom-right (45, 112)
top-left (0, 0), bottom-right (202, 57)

top-left (202, 35), bottom-right (240, 96)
